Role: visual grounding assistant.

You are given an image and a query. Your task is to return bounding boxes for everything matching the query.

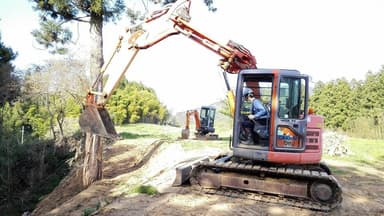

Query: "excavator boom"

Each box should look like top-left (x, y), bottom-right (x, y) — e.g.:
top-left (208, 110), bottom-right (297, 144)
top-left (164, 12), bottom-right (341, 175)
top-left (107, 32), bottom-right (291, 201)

top-left (171, 17), bottom-right (257, 73)
top-left (181, 110), bottom-right (200, 139)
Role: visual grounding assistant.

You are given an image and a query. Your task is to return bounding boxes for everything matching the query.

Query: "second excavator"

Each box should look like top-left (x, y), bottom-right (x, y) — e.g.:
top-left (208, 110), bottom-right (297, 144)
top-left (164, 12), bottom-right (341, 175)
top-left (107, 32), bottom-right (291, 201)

top-left (181, 106), bottom-right (218, 140)
top-left (79, 0), bottom-right (342, 211)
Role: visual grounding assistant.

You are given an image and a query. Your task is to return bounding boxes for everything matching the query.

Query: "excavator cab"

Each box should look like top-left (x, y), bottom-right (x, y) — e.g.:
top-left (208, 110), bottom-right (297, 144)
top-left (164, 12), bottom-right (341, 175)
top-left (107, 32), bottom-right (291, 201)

top-left (232, 69), bottom-right (314, 163)
top-left (198, 106), bottom-right (216, 135)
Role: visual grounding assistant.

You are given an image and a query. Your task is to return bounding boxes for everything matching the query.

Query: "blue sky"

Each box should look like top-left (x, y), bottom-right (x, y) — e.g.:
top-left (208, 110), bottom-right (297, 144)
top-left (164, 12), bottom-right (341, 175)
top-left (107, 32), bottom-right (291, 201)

top-left (0, 0), bottom-right (42, 65)
top-left (1, 0), bottom-right (384, 112)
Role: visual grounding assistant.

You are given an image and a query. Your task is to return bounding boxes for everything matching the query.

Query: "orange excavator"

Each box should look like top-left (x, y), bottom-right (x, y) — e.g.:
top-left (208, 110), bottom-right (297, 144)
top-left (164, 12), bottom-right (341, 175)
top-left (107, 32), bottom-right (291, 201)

top-left (79, 0), bottom-right (342, 211)
top-left (181, 106), bottom-right (218, 140)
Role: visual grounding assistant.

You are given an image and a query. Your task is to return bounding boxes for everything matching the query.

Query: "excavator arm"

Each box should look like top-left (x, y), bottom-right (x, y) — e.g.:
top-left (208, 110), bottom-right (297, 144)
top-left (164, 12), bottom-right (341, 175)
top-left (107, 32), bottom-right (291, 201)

top-left (185, 110), bottom-right (201, 130)
top-left (79, 0), bottom-right (257, 137)
top-left (170, 16), bottom-right (256, 73)
top-left (181, 110), bottom-right (201, 139)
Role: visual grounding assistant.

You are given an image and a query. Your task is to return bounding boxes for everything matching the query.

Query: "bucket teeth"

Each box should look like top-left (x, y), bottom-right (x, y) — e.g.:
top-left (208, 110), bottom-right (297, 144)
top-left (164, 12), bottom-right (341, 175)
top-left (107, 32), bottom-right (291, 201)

top-left (79, 104), bottom-right (117, 138)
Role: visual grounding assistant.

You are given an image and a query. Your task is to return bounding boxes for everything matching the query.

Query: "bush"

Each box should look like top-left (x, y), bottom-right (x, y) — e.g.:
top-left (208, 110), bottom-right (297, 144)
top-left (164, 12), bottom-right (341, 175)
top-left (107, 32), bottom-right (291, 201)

top-left (132, 185), bottom-right (158, 195)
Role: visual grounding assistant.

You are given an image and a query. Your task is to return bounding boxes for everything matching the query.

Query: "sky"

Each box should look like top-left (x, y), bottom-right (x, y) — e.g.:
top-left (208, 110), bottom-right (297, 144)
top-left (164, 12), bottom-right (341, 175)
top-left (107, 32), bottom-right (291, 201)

top-left (1, 0), bottom-right (384, 113)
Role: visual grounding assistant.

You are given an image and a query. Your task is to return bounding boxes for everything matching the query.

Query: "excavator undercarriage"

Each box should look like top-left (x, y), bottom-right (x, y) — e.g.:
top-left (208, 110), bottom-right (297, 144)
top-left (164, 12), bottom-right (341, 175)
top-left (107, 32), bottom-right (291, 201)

top-left (185, 154), bottom-right (342, 211)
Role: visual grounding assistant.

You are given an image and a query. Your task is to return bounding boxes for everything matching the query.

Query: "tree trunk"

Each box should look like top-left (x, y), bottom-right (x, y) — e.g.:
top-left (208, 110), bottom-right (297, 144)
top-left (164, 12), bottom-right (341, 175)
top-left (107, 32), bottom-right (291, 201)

top-left (38, 140), bottom-right (46, 180)
top-left (57, 108), bottom-right (65, 140)
top-left (46, 93), bottom-right (57, 141)
top-left (82, 13), bottom-right (104, 188)
top-left (82, 133), bottom-right (103, 187)
top-left (6, 136), bottom-right (12, 212)
top-left (89, 13), bottom-right (104, 84)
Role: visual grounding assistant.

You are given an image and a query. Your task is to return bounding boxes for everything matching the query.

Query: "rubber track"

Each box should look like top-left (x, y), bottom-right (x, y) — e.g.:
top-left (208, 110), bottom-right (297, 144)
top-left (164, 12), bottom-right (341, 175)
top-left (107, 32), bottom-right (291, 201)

top-left (190, 156), bottom-right (342, 212)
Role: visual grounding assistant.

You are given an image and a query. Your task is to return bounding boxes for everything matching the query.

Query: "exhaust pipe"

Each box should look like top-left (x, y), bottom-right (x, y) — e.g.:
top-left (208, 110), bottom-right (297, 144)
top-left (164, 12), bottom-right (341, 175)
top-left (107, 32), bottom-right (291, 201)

top-left (79, 103), bottom-right (117, 138)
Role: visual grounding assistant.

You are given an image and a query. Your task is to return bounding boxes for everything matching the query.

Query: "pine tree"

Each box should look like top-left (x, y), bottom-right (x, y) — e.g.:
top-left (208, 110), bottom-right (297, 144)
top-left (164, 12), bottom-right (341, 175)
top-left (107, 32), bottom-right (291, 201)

top-left (0, 34), bottom-right (18, 105)
top-left (29, 0), bottom-right (126, 187)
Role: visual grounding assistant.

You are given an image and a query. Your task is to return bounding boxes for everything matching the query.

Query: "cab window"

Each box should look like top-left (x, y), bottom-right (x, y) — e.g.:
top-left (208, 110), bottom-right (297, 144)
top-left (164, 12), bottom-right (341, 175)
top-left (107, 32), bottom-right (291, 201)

top-left (278, 77), bottom-right (306, 119)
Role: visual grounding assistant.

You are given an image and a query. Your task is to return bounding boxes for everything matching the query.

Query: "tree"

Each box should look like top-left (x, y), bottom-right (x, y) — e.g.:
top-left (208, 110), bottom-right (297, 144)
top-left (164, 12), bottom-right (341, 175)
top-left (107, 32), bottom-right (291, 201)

top-left (29, 0), bottom-right (126, 187)
top-left (0, 37), bottom-right (20, 214)
top-left (310, 79), bottom-right (354, 130)
top-left (352, 67), bottom-right (384, 138)
top-left (23, 58), bottom-right (87, 140)
top-left (107, 80), bottom-right (168, 125)
top-left (0, 102), bottom-right (22, 215)
top-left (0, 34), bottom-right (19, 105)
top-left (0, 100), bottom-right (74, 215)
top-left (310, 66), bottom-right (384, 138)
top-left (359, 69), bottom-right (384, 121)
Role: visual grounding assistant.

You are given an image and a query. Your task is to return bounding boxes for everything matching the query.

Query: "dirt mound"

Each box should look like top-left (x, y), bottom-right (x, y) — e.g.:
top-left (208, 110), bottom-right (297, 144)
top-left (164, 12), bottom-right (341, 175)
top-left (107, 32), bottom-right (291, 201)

top-left (31, 137), bottom-right (224, 216)
top-left (31, 138), bottom-right (384, 216)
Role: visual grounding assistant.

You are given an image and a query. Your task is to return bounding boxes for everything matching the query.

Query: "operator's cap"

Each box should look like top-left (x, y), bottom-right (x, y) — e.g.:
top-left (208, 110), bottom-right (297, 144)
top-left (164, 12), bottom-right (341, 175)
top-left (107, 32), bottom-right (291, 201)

top-left (243, 87), bottom-right (253, 97)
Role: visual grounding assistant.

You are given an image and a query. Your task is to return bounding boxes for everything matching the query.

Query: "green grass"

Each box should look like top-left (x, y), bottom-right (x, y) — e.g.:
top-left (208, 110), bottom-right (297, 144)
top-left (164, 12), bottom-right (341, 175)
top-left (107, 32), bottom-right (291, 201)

top-left (323, 137), bottom-right (384, 169)
top-left (83, 207), bottom-right (97, 216)
top-left (132, 185), bottom-right (158, 195)
top-left (116, 123), bottom-right (230, 152)
top-left (115, 123), bottom-right (180, 140)
top-left (117, 184), bottom-right (159, 196)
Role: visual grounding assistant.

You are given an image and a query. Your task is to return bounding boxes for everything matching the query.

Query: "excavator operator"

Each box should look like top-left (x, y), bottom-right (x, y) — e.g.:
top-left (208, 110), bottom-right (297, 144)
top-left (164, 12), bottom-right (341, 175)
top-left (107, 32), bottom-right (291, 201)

top-left (240, 87), bottom-right (268, 144)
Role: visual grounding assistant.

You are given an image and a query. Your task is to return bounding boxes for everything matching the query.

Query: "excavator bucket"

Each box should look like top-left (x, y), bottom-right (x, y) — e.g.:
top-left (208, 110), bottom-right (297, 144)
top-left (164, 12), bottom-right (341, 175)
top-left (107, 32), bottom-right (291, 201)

top-left (79, 104), bottom-right (117, 138)
top-left (181, 128), bottom-right (190, 139)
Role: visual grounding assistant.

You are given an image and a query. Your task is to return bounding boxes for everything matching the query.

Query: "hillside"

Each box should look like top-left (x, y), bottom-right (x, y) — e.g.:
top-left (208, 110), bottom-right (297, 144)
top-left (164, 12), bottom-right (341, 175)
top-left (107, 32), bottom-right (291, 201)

top-left (30, 123), bottom-right (384, 216)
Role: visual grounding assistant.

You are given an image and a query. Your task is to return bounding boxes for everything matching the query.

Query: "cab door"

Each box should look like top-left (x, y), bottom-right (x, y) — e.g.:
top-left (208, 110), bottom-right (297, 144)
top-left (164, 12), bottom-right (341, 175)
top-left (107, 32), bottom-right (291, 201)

top-left (272, 75), bottom-right (309, 152)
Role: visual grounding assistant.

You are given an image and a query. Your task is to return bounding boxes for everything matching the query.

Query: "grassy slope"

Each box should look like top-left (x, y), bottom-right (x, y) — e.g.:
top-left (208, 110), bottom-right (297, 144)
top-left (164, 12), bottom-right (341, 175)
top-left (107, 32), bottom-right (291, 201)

top-left (323, 137), bottom-right (384, 171)
top-left (344, 138), bottom-right (384, 166)
top-left (116, 123), bottom-right (230, 151)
